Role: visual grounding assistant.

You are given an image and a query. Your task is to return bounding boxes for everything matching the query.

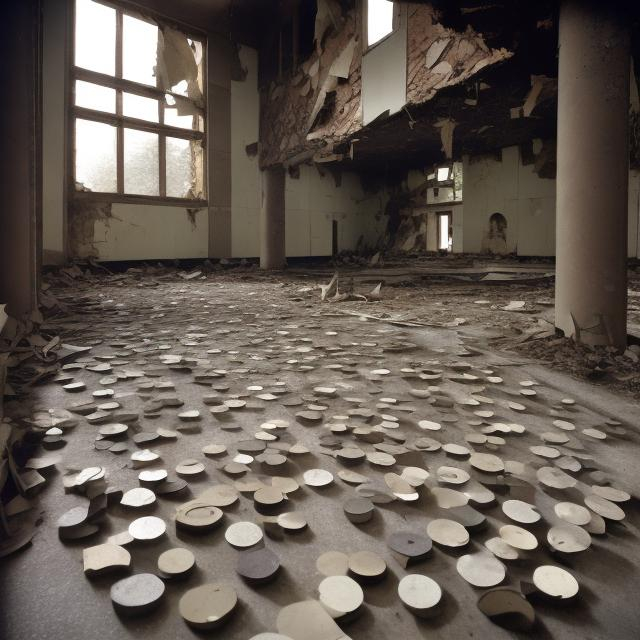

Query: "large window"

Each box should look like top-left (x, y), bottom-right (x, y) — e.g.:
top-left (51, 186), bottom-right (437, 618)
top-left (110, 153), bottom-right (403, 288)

top-left (366, 0), bottom-right (395, 48)
top-left (71, 0), bottom-right (206, 203)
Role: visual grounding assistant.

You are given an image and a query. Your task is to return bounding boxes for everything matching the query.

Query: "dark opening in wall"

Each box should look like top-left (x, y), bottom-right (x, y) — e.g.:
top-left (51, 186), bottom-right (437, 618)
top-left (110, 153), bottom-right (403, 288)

top-left (483, 212), bottom-right (508, 254)
top-left (489, 212), bottom-right (507, 240)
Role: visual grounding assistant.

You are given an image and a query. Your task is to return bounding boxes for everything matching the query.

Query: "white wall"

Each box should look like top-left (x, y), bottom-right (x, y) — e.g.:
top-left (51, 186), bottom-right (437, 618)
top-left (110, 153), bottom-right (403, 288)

top-left (230, 46), bottom-right (260, 257)
top-left (285, 165), bottom-right (388, 257)
top-left (91, 205), bottom-right (208, 261)
top-left (463, 146), bottom-right (640, 257)
top-left (463, 146), bottom-right (556, 256)
top-left (361, 4), bottom-right (407, 125)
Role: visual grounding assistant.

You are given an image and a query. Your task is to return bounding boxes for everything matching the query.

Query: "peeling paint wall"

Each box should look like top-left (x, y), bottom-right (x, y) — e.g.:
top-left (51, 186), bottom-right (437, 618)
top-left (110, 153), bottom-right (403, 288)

top-left (406, 4), bottom-right (512, 106)
top-left (463, 146), bottom-right (640, 257)
top-left (260, 2), bottom-right (512, 167)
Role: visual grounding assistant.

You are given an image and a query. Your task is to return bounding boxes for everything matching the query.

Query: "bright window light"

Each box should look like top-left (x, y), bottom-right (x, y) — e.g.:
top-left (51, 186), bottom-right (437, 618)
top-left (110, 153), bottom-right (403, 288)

top-left (437, 167), bottom-right (450, 182)
top-left (367, 0), bottom-right (394, 47)
top-left (75, 0), bottom-right (115, 75)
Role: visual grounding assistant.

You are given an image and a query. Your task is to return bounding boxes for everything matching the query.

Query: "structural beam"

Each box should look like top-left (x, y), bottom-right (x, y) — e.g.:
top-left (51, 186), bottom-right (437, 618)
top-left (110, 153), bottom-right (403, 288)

top-left (555, 0), bottom-right (631, 349)
top-left (260, 166), bottom-right (286, 270)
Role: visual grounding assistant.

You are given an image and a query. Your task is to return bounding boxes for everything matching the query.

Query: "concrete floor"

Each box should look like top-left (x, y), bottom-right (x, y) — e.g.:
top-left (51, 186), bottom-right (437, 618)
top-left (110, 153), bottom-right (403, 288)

top-left (2, 268), bottom-right (640, 639)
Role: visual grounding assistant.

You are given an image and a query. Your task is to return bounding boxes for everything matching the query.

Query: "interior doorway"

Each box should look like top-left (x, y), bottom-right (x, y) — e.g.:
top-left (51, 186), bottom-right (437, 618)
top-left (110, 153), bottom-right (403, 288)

top-left (437, 211), bottom-right (452, 252)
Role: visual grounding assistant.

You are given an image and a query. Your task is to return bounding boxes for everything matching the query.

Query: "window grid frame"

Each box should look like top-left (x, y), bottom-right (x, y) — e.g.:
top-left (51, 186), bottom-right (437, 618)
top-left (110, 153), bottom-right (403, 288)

top-left (69, 0), bottom-right (208, 206)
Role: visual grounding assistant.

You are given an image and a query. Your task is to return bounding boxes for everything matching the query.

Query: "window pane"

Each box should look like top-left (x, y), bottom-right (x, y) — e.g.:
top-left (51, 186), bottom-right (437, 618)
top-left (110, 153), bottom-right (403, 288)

top-left (124, 128), bottom-right (159, 196)
top-left (123, 15), bottom-right (158, 86)
top-left (75, 80), bottom-right (116, 113)
top-left (75, 119), bottom-right (117, 192)
top-left (75, 0), bottom-right (115, 75)
top-left (123, 93), bottom-right (159, 122)
top-left (166, 137), bottom-right (193, 198)
top-left (367, 0), bottom-right (394, 47)
top-left (165, 107), bottom-right (194, 130)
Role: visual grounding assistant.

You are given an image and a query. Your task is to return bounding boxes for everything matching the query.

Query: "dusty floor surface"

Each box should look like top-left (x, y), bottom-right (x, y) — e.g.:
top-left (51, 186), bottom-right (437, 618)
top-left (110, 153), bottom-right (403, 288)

top-left (2, 260), bottom-right (640, 640)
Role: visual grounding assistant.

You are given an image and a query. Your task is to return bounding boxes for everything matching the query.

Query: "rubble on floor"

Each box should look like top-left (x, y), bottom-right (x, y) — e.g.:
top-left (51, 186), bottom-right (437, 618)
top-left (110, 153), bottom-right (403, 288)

top-left (1, 262), bottom-right (639, 640)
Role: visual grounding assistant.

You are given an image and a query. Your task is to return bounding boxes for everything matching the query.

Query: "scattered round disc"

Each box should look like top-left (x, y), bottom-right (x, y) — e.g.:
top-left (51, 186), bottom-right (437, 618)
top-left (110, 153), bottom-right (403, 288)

top-left (200, 484), bottom-right (239, 508)
top-left (418, 420), bottom-right (441, 431)
top-left (554, 502), bottom-right (591, 526)
top-left (348, 551), bottom-right (386, 582)
top-left (427, 519), bottom-right (469, 548)
top-left (499, 525), bottom-right (537, 550)
top-left (318, 575), bottom-right (363, 619)
top-left (387, 531), bottom-right (432, 561)
top-left (338, 470), bottom-right (369, 485)
top-left (398, 574), bottom-right (442, 618)
top-left (110, 573), bottom-right (165, 615)
top-left (303, 469), bottom-right (334, 487)
top-left (344, 498), bottom-right (375, 524)
top-left (156, 478), bottom-right (188, 495)
top-left (128, 516), bottom-right (166, 541)
top-left (99, 423), bottom-right (128, 437)
top-left (271, 477), bottom-right (299, 494)
top-left (254, 487), bottom-right (285, 509)
top-left (179, 583), bottom-right (237, 630)
top-left (176, 503), bottom-right (224, 532)
top-left (553, 419), bottom-right (575, 431)
top-left (202, 444), bottom-right (227, 456)
top-left (583, 428), bottom-right (606, 440)
top-left (485, 537), bottom-right (519, 560)
top-left (317, 551), bottom-right (349, 577)
top-left (83, 543), bottom-right (131, 576)
top-left (532, 565), bottom-right (579, 600)
top-left (530, 445), bottom-right (560, 459)
top-left (400, 466), bottom-right (430, 486)
top-left (176, 460), bottom-right (205, 476)
top-left (547, 524), bottom-right (591, 553)
top-left (502, 500), bottom-right (541, 524)
top-left (225, 521), bottom-right (263, 549)
top-left (443, 443), bottom-right (470, 457)
top-left (436, 466), bottom-right (470, 485)
top-left (277, 512), bottom-right (308, 532)
top-left (591, 485), bottom-right (631, 503)
top-left (431, 487), bottom-right (468, 509)
top-left (537, 466), bottom-right (577, 490)
top-left (469, 452), bottom-right (504, 473)
top-left (121, 488), bottom-right (156, 508)
top-left (366, 452), bottom-right (396, 467)
top-left (249, 635), bottom-right (293, 640)
top-left (477, 588), bottom-right (535, 631)
top-left (457, 552), bottom-right (506, 587)
top-left (414, 437), bottom-right (441, 452)
top-left (139, 469), bottom-right (168, 485)
top-left (158, 548), bottom-right (196, 579)
top-left (541, 431), bottom-right (569, 444)
top-left (237, 547), bottom-right (280, 583)
top-left (584, 494), bottom-right (625, 521)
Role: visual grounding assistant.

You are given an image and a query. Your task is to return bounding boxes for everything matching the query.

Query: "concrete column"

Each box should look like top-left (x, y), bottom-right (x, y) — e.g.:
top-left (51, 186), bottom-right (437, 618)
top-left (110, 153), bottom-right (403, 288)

top-left (555, 0), bottom-right (630, 348)
top-left (260, 166), bottom-right (286, 269)
top-left (0, 1), bottom-right (41, 317)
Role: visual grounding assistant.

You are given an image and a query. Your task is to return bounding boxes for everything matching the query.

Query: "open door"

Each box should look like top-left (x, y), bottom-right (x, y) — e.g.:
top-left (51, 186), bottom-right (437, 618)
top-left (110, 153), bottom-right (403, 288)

top-left (437, 211), bottom-right (452, 252)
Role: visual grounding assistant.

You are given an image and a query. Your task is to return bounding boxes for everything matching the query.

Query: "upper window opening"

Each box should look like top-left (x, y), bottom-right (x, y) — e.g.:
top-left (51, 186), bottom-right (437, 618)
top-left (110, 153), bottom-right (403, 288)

top-left (71, 0), bottom-right (206, 202)
top-left (367, 0), bottom-right (394, 47)
top-left (437, 167), bottom-right (450, 182)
